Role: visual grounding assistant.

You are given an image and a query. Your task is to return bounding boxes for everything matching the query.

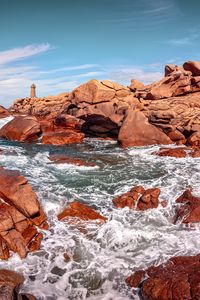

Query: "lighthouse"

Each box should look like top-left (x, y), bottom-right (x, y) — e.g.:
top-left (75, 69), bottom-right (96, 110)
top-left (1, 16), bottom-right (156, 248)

top-left (30, 83), bottom-right (37, 98)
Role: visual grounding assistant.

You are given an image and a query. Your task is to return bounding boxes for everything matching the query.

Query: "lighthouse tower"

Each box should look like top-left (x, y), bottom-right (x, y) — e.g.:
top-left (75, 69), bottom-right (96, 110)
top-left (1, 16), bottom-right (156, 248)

top-left (30, 83), bottom-right (37, 98)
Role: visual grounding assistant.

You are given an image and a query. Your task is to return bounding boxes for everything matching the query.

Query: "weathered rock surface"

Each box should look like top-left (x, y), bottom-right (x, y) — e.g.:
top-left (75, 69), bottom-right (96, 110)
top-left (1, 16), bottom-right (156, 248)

top-left (154, 147), bottom-right (200, 158)
top-left (175, 189), bottom-right (200, 223)
top-left (42, 130), bottom-right (85, 145)
top-left (0, 116), bottom-right (41, 142)
top-left (0, 105), bottom-right (10, 118)
top-left (8, 61), bottom-right (200, 148)
top-left (58, 201), bottom-right (107, 222)
top-left (113, 186), bottom-right (161, 211)
top-left (118, 110), bottom-right (172, 147)
top-left (0, 269), bottom-right (36, 299)
top-left (183, 61), bottom-right (200, 76)
top-left (0, 166), bottom-right (48, 259)
top-left (48, 154), bottom-right (95, 166)
top-left (126, 254), bottom-right (200, 300)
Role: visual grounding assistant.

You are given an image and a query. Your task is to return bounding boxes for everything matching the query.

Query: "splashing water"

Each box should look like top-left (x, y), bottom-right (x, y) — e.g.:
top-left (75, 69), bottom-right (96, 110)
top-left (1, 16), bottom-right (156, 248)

top-left (0, 117), bottom-right (200, 299)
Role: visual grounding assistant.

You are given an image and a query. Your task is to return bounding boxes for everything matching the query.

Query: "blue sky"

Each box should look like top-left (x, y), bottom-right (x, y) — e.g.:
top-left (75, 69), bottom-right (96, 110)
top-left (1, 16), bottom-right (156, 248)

top-left (0, 0), bottom-right (200, 106)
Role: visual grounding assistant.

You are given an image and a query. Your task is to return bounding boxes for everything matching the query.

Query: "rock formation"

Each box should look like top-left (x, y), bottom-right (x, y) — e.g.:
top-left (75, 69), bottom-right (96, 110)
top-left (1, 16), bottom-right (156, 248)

top-left (113, 186), bottom-right (161, 210)
top-left (126, 254), bottom-right (200, 300)
top-left (0, 269), bottom-right (36, 299)
top-left (0, 166), bottom-right (48, 259)
top-left (0, 105), bottom-right (10, 118)
top-left (7, 60), bottom-right (200, 148)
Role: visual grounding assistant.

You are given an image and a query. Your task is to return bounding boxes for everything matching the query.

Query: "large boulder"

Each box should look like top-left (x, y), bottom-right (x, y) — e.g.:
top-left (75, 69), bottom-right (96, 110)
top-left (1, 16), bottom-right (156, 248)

top-left (113, 186), bottom-right (161, 211)
top-left (175, 189), bottom-right (200, 223)
top-left (126, 254), bottom-right (200, 300)
top-left (118, 110), bottom-right (172, 147)
top-left (41, 130), bottom-right (85, 145)
top-left (58, 201), bottom-right (107, 222)
top-left (183, 61), bottom-right (200, 76)
top-left (0, 269), bottom-right (36, 299)
top-left (0, 116), bottom-right (41, 142)
top-left (0, 105), bottom-right (10, 118)
top-left (0, 167), bottom-right (48, 259)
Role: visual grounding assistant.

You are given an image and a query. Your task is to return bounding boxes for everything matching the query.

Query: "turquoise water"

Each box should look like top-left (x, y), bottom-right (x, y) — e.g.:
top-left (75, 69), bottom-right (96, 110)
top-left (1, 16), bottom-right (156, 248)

top-left (0, 117), bottom-right (200, 299)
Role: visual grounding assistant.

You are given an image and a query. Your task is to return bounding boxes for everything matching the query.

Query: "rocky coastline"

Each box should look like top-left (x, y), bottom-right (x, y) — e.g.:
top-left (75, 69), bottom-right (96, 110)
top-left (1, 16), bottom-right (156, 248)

top-left (1, 61), bottom-right (200, 299)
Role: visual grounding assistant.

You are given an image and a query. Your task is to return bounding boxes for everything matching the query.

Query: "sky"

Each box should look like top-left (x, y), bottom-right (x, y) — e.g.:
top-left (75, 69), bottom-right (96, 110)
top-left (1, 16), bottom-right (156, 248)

top-left (0, 0), bottom-right (200, 107)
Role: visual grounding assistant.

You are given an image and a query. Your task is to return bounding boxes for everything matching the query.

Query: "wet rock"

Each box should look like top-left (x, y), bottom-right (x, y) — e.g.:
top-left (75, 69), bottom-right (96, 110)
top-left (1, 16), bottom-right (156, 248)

top-left (0, 269), bottom-right (36, 299)
top-left (58, 201), bottom-right (107, 223)
top-left (154, 146), bottom-right (200, 158)
top-left (154, 147), bottom-right (188, 158)
top-left (0, 116), bottom-right (41, 142)
top-left (187, 131), bottom-right (200, 146)
top-left (0, 166), bottom-right (48, 258)
top-left (113, 186), bottom-right (161, 211)
top-left (175, 189), bottom-right (200, 223)
top-left (183, 61), bottom-right (200, 76)
top-left (41, 130), bottom-right (85, 145)
top-left (118, 110), bottom-right (172, 147)
top-left (0, 105), bottom-right (10, 118)
top-left (126, 254), bottom-right (200, 300)
top-left (48, 154), bottom-right (95, 166)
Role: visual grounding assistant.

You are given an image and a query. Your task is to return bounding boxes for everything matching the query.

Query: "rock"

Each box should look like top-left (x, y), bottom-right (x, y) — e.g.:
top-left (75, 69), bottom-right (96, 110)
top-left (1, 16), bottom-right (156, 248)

top-left (175, 189), bottom-right (200, 223)
top-left (166, 130), bottom-right (185, 142)
top-left (113, 186), bottom-right (161, 211)
top-left (129, 79), bottom-right (144, 91)
top-left (165, 64), bottom-right (176, 76)
top-left (154, 147), bottom-right (188, 158)
top-left (48, 154), bottom-right (95, 166)
top-left (118, 110), bottom-right (172, 147)
top-left (0, 116), bottom-right (41, 142)
top-left (0, 167), bottom-right (48, 258)
top-left (183, 61), bottom-right (200, 76)
top-left (41, 130), bottom-right (85, 145)
top-left (187, 131), bottom-right (200, 146)
top-left (58, 201), bottom-right (107, 222)
top-left (54, 114), bottom-right (84, 131)
top-left (0, 269), bottom-right (36, 299)
top-left (0, 105), bottom-right (10, 118)
top-left (126, 254), bottom-right (200, 300)
top-left (71, 79), bottom-right (116, 104)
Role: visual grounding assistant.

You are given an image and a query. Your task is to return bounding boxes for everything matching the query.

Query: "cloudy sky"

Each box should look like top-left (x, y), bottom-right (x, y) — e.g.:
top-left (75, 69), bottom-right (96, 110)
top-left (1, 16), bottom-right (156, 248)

top-left (0, 0), bottom-right (200, 106)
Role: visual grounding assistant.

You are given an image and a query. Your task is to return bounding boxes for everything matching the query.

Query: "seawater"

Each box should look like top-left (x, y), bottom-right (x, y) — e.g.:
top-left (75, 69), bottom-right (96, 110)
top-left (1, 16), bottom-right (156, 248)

top-left (0, 117), bottom-right (200, 299)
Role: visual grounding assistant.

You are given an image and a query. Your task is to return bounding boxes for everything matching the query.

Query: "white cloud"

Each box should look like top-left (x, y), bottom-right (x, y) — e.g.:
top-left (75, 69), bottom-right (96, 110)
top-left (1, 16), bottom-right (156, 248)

top-left (0, 43), bottom-right (51, 65)
top-left (166, 32), bottom-right (200, 46)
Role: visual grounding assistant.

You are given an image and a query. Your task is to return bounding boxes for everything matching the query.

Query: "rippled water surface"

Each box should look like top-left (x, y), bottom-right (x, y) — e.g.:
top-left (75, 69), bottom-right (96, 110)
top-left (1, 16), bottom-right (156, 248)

top-left (0, 117), bottom-right (200, 299)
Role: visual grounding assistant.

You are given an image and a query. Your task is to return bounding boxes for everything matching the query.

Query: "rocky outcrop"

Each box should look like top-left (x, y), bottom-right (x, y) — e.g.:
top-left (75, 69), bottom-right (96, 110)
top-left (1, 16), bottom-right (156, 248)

top-left (118, 110), bottom-right (172, 147)
top-left (42, 130), bottom-right (85, 145)
top-left (58, 202), bottom-right (107, 222)
top-left (0, 105), bottom-right (10, 118)
top-left (0, 166), bottom-right (48, 259)
top-left (183, 61), bottom-right (200, 76)
top-left (0, 269), bottom-right (36, 299)
top-left (175, 189), bottom-right (200, 224)
top-left (113, 186), bottom-right (161, 211)
top-left (8, 61), bottom-right (200, 148)
top-left (0, 116), bottom-right (41, 142)
top-left (126, 254), bottom-right (200, 300)
top-left (10, 93), bottom-right (70, 119)
top-left (48, 154), bottom-right (95, 166)
top-left (154, 147), bottom-right (200, 158)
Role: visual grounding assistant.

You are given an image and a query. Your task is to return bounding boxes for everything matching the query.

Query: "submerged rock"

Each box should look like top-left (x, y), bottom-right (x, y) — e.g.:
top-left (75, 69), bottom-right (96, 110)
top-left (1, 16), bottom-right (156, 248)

top-left (154, 147), bottom-right (200, 158)
top-left (48, 154), bottom-right (95, 166)
top-left (0, 166), bottom-right (48, 259)
top-left (175, 189), bottom-right (200, 224)
top-left (58, 201), bottom-right (107, 223)
top-left (113, 186), bottom-right (161, 211)
top-left (0, 269), bottom-right (36, 299)
top-left (126, 254), bottom-right (200, 300)
top-left (0, 116), bottom-right (41, 142)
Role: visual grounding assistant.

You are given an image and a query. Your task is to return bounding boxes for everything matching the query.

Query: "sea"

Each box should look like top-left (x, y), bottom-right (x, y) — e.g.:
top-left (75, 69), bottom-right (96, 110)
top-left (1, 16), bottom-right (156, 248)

top-left (0, 116), bottom-right (200, 299)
